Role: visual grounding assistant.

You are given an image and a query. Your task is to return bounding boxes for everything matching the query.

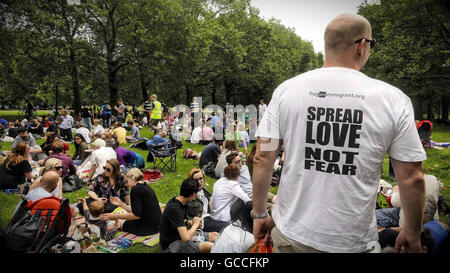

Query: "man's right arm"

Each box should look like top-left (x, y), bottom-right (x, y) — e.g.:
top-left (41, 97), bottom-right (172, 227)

top-left (252, 137), bottom-right (282, 243)
top-left (391, 158), bottom-right (425, 253)
top-left (177, 217), bottom-right (201, 243)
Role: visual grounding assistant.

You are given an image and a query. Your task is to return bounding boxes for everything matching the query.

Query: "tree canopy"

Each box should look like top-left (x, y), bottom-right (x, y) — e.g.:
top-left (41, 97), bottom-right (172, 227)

top-left (358, 0), bottom-right (450, 121)
top-left (0, 0), bottom-right (322, 115)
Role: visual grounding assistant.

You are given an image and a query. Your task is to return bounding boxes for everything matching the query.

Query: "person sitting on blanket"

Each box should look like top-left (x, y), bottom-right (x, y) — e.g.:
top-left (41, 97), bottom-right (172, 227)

top-left (0, 142), bottom-right (33, 192)
top-left (43, 142), bottom-right (77, 180)
top-left (78, 198), bottom-right (119, 241)
top-left (77, 159), bottom-right (130, 216)
top-left (111, 122), bottom-right (127, 145)
top-left (159, 178), bottom-right (218, 253)
top-left (72, 133), bottom-right (90, 166)
top-left (109, 140), bottom-right (137, 172)
top-left (210, 164), bottom-right (251, 224)
top-left (18, 171), bottom-right (59, 205)
top-left (100, 168), bottom-right (162, 236)
top-left (377, 199), bottom-right (449, 253)
top-left (211, 200), bottom-right (255, 253)
top-left (29, 158), bottom-right (80, 217)
top-left (126, 120), bottom-right (141, 143)
top-left (88, 138), bottom-right (117, 181)
top-left (29, 158), bottom-right (63, 199)
top-left (12, 171), bottom-right (60, 213)
top-left (185, 168), bottom-right (228, 233)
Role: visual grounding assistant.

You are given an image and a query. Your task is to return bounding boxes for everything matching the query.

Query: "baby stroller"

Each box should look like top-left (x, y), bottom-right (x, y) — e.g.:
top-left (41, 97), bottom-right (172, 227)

top-left (0, 196), bottom-right (72, 253)
top-left (417, 120), bottom-right (433, 147)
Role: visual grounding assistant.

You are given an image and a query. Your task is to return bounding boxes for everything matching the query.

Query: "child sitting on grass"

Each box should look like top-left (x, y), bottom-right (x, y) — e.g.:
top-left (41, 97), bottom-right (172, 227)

top-left (78, 198), bottom-right (119, 241)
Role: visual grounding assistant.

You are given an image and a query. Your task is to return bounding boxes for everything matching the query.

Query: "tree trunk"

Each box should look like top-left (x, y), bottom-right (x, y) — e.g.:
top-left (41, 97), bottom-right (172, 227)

top-left (442, 95), bottom-right (449, 122)
top-left (414, 95), bottom-right (424, 120)
top-left (70, 49), bottom-right (81, 117)
top-left (108, 60), bottom-right (119, 106)
top-left (427, 101), bottom-right (433, 121)
top-left (224, 81), bottom-right (233, 104)
top-left (211, 84), bottom-right (217, 105)
top-left (55, 83), bottom-right (59, 112)
top-left (185, 84), bottom-right (192, 106)
top-left (138, 62), bottom-right (148, 101)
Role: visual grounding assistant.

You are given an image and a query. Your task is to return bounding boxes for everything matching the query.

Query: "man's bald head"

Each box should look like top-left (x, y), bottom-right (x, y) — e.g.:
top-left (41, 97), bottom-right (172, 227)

top-left (41, 171), bottom-right (60, 192)
top-left (324, 13), bottom-right (372, 53)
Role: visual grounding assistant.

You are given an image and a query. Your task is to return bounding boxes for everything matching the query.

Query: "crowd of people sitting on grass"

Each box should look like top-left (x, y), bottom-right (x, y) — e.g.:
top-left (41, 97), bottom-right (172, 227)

top-left (0, 94), bottom-right (449, 253)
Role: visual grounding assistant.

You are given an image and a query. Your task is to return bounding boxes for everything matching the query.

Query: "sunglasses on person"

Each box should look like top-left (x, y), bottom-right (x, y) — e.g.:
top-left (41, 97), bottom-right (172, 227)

top-left (194, 176), bottom-right (204, 182)
top-left (354, 38), bottom-right (376, 49)
top-left (53, 166), bottom-right (63, 170)
top-left (232, 159), bottom-right (242, 165)
top-left (103, 167), bottom-right (112, 172)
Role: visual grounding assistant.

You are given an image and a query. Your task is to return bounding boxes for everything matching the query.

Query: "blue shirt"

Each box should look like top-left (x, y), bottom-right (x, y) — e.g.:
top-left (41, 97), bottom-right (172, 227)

top-left (424, 220), bottom-right (448, 253)
top-left (130, 125), bottom-right (141, 140)
top-left (0, 119), bottom-right (8, 128)
top-left (211, 116), bottom-right (219, 127)
top-left (146, 135), bottom-right (168, 149)
top-left (102, 105), bottom-right (111, 115)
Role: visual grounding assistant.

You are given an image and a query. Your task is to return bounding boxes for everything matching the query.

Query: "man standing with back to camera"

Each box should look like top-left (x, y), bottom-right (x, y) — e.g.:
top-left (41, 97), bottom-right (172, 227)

top-left (252, 13), bottom-right (426, 253)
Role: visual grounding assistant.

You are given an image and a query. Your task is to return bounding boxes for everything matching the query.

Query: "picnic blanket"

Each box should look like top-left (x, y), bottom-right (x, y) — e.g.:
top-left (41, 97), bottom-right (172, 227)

top-left (430, 141), bottom-right (450, 150)
top-left (69, 206), bottom-right (160, 250)
top-left (142, 169), bottom-right (163, 183)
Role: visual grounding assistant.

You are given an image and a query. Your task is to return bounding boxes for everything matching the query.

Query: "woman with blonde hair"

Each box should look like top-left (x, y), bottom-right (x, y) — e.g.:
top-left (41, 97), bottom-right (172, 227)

top-left (0, 142), bottom-right (33, 191)
top-left (100, 168), bottom-right (161, 236)
top-left (186, 168), bottom-right (228, 232)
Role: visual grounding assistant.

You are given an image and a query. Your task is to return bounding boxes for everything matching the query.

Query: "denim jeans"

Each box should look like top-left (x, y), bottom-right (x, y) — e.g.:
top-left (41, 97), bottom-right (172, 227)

top-left (102, 114), bottom-right (111, 128)
top-left (82, 118), bottom-right (92, 130)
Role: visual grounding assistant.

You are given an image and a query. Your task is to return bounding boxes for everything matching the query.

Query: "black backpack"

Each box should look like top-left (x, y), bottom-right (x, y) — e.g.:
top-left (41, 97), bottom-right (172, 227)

top-left (0, 196), bottom-right (72, 253)
top-left (62, 174), bottom-right (82, 193)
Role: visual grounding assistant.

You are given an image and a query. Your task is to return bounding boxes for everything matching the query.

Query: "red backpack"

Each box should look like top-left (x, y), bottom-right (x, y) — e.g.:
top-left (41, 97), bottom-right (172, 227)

top-left (417, 120), bottom-right (433, 147)
top-left (0, 196), bottom-right (72, 253)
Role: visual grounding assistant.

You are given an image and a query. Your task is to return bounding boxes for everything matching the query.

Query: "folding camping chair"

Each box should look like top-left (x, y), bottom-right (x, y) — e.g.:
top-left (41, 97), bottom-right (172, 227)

top-left (147, 142), bottom-right (177, 172)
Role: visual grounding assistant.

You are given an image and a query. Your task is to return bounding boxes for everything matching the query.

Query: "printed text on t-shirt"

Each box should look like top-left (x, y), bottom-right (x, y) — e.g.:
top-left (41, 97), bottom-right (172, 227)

top-left (304, 106), bottom-right (363, 176)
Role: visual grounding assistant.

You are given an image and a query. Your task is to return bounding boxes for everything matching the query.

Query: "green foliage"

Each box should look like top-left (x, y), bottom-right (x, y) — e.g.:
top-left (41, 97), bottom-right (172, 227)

top-left (0, 0), bottom-right (321, 110)
top-left (358, 0), bottom-right (450, 120)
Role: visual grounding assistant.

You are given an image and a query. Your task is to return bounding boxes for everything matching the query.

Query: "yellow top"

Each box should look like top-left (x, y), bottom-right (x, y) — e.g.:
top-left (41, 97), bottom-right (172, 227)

top-left (151, 101), bottom-right (162, 120)
top-left (113, 127), bottom-right (127, 144)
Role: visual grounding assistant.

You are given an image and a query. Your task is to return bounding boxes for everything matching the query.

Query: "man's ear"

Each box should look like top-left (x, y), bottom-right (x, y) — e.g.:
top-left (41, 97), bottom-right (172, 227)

top-left (357, 39), bottom-right (366, 56)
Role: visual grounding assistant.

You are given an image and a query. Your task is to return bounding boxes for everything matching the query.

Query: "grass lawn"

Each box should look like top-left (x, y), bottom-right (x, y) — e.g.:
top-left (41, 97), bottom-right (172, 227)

top-left (0, 109), bottom-right (54, 122)
top-left (0, 120), bottom-right (449, 253)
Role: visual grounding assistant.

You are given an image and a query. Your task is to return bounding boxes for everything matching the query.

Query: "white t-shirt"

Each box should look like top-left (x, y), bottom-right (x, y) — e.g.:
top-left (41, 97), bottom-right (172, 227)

top-left (256, 67), bottom-right (426, 253)
top-left (26, 187), bottom-right (52, 202)
top-left (196, 189), bottom-right (210, 219)
top-left (210, 221), bottom-right (254, 253)
top-left (220, 165), bottom-right (253, 199)
top-left (76, 127), bottom-right (91, 144)
top-left (90, 147), bottom-right (117, 178)
top-left (211, 177), bottom-right (251, 223)
top-left (191, 126), bottom-right (202, 144)
top-left (215, 150), bottom-right (232, 178)
top-left (92, 125), bottom-right (105, 136)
